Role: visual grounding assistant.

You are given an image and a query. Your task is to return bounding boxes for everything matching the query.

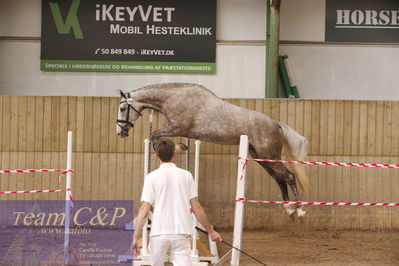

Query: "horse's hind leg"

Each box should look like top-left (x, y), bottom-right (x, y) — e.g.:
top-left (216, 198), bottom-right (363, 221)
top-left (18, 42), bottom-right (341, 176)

top-left (277, 181), bottom-right (296, 216)
top-left (249, 145), bottom-right (294, 216)
top-left (284, 167), bottom-right (306, 217)
top-left (272, 164), bottom-right (306, 217)
top-left (270, 164), bottom-right (306, 217)
top-left (267, 164), bottom-right (301, 216)
top-left (249, 145), bottom-right (305, 216)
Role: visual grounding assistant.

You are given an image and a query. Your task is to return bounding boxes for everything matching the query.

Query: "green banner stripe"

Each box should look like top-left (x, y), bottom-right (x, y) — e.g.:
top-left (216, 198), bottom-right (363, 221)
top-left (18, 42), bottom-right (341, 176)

top-left (41, 60), bottom-right (216, 74)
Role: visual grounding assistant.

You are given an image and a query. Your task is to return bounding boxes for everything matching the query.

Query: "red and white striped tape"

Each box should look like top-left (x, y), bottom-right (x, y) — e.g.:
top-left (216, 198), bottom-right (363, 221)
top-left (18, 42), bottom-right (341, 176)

top-left (0, 188), bottom-right (72, 195)
top-left (239, 157), bottom-right (399, 169)
top-left (0, 169), bottom-right (74, 175)
top-left (236, 198), bottom-right (399, 207)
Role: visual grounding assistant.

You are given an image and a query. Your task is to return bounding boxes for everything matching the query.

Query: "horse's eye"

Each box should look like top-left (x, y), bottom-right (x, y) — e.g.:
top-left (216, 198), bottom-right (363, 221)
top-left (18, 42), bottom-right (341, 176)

top-left (120, 107), bottom-right (126, 112)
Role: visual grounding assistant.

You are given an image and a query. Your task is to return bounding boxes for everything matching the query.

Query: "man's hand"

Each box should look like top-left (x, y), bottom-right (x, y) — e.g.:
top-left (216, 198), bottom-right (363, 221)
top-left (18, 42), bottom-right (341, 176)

top-left (208, 225), bottom-right (222, 242)
top-left (133, 237), bottom-right (140, 257)
top-left (132, 231), bottom-right (141, 257)
top-left (208, 229), bottom-right (222, 242)
top-left (190, 198), bottom-right (223, 242)
top-left (132, 202), bottom-right (151, 257)
top-left (125, 234), bottom-right (137, 257)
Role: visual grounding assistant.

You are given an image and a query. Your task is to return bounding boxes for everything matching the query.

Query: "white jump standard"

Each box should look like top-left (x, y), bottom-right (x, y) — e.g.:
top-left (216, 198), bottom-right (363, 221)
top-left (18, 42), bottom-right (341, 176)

top-left (231, 135), bottom-right (249, 266)
top-left (0, 131), bottom-right (74, 265)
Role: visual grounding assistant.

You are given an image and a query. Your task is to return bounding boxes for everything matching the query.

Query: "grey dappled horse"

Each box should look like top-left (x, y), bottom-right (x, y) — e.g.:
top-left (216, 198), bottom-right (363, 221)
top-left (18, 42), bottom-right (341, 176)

top-left (116, 83), bottom-right (309, 217)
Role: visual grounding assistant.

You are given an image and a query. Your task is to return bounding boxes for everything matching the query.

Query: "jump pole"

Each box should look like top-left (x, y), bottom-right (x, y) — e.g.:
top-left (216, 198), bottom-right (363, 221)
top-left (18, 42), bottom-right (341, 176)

top-left (131, 138), bottom-right (151, 266)
top-left (191, 140), bottom-right (219, 265)
top-left (139, 110), bottom-right (153, 262)
top-left (191, 140), bottom-right (199, 258)
top-left (63, 131), bottom-right (73, 264)
top-left (141, 138), bottom-right (150, 261)
top-left (191, 140), bottom-right (205, 264)
top-left (186, 138), bottom-right (190, 171)
top-left (231, 135), bottom-right (249, 266)
top-left (148, 110), bottom-right (154, 174)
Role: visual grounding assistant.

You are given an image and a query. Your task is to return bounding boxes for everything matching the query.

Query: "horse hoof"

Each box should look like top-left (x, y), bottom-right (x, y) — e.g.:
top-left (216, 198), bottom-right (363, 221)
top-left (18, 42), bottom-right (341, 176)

top-left (175, 143), bottom-right (189, 152)
top-left (297, 208), bottom-right (306, 218)
top-left (284, 204), bottom-right (295, 216)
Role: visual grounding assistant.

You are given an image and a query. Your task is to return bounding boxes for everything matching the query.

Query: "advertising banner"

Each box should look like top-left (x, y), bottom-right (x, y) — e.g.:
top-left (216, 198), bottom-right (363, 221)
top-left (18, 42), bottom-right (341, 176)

top-left (325, 0), bottom-right (399, 42)
top-left (0, 200), bottom-right (134, 265)
top-left (41, 0), bottom-right (216, 73)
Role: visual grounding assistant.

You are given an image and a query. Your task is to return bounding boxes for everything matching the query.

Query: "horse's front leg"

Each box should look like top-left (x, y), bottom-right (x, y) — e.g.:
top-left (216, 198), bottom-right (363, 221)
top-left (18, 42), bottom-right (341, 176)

top-left (150, 125), bottom-right (180, 142)
top-left (149, 126), bottom-right (188, 152)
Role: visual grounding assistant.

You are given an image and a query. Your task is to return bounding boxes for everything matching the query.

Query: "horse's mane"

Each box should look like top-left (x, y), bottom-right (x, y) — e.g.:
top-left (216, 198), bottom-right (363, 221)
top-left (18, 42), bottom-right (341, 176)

top-left (130, 83), bottom-right (217, 97)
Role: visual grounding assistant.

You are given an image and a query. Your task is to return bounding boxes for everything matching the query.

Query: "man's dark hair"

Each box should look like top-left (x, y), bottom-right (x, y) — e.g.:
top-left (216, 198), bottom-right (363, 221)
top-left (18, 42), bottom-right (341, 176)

top-left (155, 138), bottom-right (175, 162)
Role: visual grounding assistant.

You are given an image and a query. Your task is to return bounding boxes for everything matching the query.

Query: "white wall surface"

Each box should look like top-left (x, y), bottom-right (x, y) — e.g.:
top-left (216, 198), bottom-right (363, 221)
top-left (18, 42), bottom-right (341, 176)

top-left (281, 44), bottom-right (399, 100)
top-left (1, 0), bottom-right (399, 100)
top-left (0, 0), bottom-right (41, 37)
top-left (280, 0), bottom-right (326, 42)
top-left (216, 0), bottom-right (266, 41)
top-left (216, 0), bottom-right (326, 41)
top-left (0, 40), bottom-right (266, 98)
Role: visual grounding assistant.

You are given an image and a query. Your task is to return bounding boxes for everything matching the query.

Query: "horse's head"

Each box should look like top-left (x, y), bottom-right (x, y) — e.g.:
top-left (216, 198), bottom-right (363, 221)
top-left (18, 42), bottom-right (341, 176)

top-left (116, 89), bottom-right (142, 138)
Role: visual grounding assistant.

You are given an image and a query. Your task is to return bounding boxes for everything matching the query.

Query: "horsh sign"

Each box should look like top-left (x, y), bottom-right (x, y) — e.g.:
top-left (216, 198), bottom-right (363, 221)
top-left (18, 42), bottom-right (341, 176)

top-left (41, 0), bottom-right (216, 73)
top-left (325, 0), bottom-right (399, 42)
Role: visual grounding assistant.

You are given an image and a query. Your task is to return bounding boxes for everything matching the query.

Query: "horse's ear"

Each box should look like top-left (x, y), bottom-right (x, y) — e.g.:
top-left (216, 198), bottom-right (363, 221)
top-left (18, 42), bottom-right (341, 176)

top-left (116, 89), bottom-right (127, 99)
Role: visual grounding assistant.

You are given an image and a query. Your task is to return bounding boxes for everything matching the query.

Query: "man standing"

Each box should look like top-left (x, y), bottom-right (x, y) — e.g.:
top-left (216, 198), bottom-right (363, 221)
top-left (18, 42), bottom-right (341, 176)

top-left (133, 138), bottom-right (222, 266)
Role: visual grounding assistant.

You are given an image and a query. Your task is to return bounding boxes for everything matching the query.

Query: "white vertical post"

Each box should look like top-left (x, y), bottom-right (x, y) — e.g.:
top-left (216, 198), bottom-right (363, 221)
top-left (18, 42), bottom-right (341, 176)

top-left (194, 140), bottom-right (200, 193)
top-left (66, 131), bottom-right (73, 203)
top-left (231, 135), bottom-right (249, 266)
top-left (191, 140), bottom-right (201, 258)
top-left (63, 131), bottom-right (73, 264)
top-left (144, 139), bottom-right (150, 183)
top-left (148, 111), bottom-right (153, 174)
top-left (142, 139), bottom-right (150, 256)
top-left (185, 138), bottom-right (190, 171)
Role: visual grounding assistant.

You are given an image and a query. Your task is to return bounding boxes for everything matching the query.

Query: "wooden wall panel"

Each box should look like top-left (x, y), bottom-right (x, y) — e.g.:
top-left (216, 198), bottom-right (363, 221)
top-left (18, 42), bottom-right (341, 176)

top-left (43, 97), bottom-right (52, 152)
top-left (50, 97), bottom-right (60, 152)
top-left (10, 97), bottom-right (19, 152)
top-left (0, 96), bottom-right (398, 230)
top-left (2, 96), bottom-right (11, 152)
top-left (75, 97), bottom-right (85, 152)
top-left (59, 97), bottom-right (69, 152)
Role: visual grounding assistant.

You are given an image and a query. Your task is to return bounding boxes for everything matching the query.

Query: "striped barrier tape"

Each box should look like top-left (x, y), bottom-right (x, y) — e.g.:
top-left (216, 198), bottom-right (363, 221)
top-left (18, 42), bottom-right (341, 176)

top-left (0, 169), bottom-right (74, 175)
top-left (239, 157), bottom-right (399, 169)
top-left (239, 158), bottom-right (249, 180)
top-left (0, 188), bottom-right (72, 195)
top-left (236, 198), bottom-right (399, 207)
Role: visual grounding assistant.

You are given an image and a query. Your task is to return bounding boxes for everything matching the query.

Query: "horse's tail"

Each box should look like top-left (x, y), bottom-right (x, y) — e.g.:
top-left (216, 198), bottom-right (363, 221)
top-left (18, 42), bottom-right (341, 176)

top-left (278, 122), bottom-right (310, 192)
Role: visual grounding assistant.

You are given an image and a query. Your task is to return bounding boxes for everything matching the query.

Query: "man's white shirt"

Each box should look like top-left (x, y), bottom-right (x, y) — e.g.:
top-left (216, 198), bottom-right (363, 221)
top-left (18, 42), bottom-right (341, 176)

top-left (140, 163), bottom-right (198, 237)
